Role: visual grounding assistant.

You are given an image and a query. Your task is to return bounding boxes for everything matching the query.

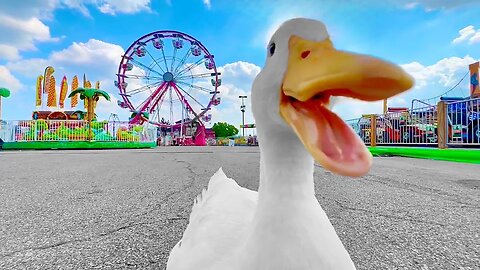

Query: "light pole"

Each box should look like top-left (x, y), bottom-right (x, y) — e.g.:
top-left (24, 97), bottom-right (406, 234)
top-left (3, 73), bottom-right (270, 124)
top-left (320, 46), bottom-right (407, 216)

top-left (239, 95), bottom-right (247, 137)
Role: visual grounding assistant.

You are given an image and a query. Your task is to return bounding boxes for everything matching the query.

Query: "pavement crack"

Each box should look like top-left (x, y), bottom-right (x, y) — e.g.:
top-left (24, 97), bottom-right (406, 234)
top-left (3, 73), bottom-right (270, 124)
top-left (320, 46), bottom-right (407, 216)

top-left (0, 222), bottom-right (146, 259)
top-left (167, 217), bottom-right (187, 222)
top-left (138, 159), bottom-right (200, 219)
top-left (363, 175), bottom-right (477, 207)
top-left (33, 239), bottom-right (83, 250)
top-left (98, 222), bottom-right (143, 237)
top-left (329, 198), bottom-right (447, 227)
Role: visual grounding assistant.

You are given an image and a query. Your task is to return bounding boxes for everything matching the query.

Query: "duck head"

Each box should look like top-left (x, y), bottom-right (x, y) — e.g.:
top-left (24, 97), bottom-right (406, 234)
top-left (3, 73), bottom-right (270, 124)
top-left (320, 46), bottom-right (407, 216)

top-left (252, 18), bottom-right (414, 177)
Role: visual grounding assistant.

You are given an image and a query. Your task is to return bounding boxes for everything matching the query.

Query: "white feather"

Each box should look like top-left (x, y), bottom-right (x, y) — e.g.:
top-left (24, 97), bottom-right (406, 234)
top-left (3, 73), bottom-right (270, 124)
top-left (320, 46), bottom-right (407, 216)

top-left (167, 168), bottom-right (257, 270)
top-left (167, 18), bottom-right (357, 270)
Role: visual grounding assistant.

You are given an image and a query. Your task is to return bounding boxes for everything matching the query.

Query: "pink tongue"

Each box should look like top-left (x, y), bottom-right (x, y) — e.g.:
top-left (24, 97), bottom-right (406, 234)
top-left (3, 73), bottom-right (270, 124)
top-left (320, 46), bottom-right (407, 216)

top-left (284, 99), bottom-right (372, 176)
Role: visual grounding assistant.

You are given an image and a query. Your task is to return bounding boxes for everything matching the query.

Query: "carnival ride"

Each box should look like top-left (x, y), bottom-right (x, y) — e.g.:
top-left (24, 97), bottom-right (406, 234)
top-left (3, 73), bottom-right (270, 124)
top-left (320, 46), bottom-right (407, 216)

top-left (3, 66), bottom-right (154, 148)
top-left (115, 30), bottom-right (221, 146)
top-left (355, 61), bottom-right (480, 146)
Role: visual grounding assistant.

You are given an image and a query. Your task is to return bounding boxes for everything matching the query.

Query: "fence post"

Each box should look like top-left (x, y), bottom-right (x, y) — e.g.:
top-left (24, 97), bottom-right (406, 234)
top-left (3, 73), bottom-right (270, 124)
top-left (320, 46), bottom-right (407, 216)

top-left (437, 101), bottom-right (447, 149)
top-left (371, 114), bottom-right (377, 147)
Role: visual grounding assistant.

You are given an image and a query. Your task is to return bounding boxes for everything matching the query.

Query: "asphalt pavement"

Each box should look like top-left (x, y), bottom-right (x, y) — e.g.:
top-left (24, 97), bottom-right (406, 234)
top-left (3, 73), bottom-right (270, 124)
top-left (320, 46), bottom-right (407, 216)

top-left (0, 147), bottom-right (479, 269)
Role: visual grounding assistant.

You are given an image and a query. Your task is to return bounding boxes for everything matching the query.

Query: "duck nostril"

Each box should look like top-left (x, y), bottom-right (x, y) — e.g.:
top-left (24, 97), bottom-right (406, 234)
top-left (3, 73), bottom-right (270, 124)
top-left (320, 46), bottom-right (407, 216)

top-left (301, 50), bottom-right (311, 59)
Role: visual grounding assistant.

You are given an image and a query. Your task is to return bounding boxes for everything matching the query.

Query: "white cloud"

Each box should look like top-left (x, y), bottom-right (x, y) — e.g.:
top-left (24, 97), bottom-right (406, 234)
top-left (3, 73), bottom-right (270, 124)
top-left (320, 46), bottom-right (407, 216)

top-left (6, 58), bottom-right (49, 76)
top-left (0, 66), bottom-right (22, 92)
top-left (0, 0), bottom-right (153, 17)
top-left (0, 0), bottom-right (57, 19)
top-left (471, 33), bottom-right (480, 44)
top-left (0, 16), bottom-right (50, 45)
top-left (403, 2), bottom-right (419, 9)
top-left (51, 39), bottom-right (124, 67)
top-left (0, 0), bottom-right (152, 60)
top-left (204, 61), bottom-right (261, 128)
top-left (0, 45), bottom-right (21, 61)
top-left (452, 25), bottom-right (480, 45)
top-left (397, 0), bottom-right (479, 10)
top-left (96, 0), bottom-right (152, 15)
top-left (401, 56), bottom-right (477, 88)
top-left (0, 15), bottom-right (58, 61)
top-left (218, 61), bottom-right (260, 92)
top-left (203, 0), bottom-right (211, 9)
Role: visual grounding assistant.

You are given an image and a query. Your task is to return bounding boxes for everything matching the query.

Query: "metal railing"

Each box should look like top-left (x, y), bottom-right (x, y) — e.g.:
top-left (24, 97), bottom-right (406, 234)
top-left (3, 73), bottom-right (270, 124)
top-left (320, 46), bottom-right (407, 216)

top-left (446, 98), bottom-right (480, 146)
top-left (0, 120), bottom-right (156, 143)
top-left (346, 118), bottom-right (371, 145)
top-left (347, 97), bottom-right (480, 148)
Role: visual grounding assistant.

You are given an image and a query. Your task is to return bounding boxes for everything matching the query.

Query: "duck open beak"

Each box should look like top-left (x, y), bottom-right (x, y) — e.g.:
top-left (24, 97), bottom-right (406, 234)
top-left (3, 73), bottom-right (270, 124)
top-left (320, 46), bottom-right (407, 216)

top-left (280, 35), bottom-right (414, 177)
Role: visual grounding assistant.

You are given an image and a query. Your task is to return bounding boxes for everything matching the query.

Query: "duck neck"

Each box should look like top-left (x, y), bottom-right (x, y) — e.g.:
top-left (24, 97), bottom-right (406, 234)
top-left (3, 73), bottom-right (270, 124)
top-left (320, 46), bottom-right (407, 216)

top-left (256, 129), bottom-right (315, 201)
top-left (237, 129), bottom-right (328, 269)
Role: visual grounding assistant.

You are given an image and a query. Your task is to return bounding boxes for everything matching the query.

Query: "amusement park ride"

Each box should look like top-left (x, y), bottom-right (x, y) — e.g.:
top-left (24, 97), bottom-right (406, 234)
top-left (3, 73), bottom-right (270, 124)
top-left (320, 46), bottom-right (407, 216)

top-left (115, 30), bottom-right (221, 146)
top-left (358, 62), bottom-right (480, 145)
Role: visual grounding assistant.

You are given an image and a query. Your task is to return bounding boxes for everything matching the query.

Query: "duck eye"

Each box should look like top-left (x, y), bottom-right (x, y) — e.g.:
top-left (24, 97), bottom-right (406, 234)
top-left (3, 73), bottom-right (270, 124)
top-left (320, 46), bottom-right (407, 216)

top-left (268, 43), bottom-right (276, 56)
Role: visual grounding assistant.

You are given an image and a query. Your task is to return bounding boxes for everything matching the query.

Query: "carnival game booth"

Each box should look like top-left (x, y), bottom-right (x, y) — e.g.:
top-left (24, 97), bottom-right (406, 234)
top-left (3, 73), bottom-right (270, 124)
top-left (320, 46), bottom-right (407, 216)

top-left (0, 66), bottom-right (156, 150)
top-left (2, 119), bottom-right (156, 150)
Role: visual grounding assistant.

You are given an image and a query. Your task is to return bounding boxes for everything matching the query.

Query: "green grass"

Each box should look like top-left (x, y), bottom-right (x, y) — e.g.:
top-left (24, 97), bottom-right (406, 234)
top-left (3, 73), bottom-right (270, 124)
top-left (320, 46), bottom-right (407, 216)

top-left (369, 146), bottom-right (480, 164)
top-left (2, 141), bottom-right (156, 150)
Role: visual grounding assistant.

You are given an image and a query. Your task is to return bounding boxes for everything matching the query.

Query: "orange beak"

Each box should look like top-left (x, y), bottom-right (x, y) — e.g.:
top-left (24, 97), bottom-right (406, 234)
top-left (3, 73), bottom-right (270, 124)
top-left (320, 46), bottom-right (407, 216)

top-left (280, 35), bottom-right (414, 177)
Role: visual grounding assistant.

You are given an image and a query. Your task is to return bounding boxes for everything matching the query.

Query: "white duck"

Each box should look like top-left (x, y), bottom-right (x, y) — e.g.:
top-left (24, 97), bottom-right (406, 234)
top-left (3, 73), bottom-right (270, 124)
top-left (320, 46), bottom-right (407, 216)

top-left (167, 18), bottom-right (413, 270)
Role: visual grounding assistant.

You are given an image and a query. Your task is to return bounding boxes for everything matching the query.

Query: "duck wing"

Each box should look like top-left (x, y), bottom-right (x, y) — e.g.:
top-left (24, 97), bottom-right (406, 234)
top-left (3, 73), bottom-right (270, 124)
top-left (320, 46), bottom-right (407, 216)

top-left (166, 168), bottom-right (257, 270)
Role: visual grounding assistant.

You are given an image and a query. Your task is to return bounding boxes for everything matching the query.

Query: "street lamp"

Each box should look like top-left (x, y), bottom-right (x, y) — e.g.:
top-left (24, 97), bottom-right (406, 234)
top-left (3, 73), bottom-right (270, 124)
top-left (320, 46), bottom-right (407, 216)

top-left (239, 95), bottom-right (247, 137)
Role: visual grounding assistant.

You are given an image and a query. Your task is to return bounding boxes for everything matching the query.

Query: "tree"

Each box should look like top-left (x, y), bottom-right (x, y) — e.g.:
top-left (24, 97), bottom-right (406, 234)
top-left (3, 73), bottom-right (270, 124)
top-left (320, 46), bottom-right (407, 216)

top-left (68, 88), bottom-right (110, 140)
top-left (0, 87), bottom-right (11, 126)
top-left (212, 122), bottom-right (239, 138)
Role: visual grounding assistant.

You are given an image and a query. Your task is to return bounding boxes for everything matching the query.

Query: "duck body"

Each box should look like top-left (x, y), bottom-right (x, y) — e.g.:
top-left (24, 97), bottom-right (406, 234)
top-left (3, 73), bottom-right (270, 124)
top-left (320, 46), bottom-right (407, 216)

top-left (166, 168), bottom-right (257, 270)
top-left (166, 18), bottom-right (413, 270)
top-left (167, 131), bottom-right (356, 270)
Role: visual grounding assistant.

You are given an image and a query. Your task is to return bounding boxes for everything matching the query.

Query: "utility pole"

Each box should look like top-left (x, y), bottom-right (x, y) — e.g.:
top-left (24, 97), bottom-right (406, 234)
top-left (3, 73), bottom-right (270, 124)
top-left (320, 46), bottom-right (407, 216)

top-left (239, 95), bottom-right (247, 137)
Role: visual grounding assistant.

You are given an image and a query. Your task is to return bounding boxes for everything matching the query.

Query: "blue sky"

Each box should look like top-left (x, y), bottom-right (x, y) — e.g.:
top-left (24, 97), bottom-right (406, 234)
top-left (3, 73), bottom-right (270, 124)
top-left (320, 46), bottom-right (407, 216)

top-left (0, 0), bottom-right (479, 132)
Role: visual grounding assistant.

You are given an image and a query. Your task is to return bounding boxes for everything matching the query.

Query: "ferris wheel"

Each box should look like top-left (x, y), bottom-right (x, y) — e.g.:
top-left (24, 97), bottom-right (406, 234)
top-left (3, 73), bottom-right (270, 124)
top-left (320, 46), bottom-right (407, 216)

top-left (116, 30), bottom-right (221, 129)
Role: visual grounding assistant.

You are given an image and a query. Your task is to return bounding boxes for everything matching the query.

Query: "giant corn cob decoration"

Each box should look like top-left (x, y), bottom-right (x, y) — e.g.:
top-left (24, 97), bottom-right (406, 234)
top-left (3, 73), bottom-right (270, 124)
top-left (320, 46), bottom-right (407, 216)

top-left (46, 76), bottom-right (57, 107)
top-left (71, 75), bottom-right (79, 108)
top-left (36, 75), bottom-right (43, 106)
top-left (42, 66), bottom-right (55, 108)
top-left (59, 76), bottom-right (68, 109)
top-left (43, 66), bottom-right (54, 94)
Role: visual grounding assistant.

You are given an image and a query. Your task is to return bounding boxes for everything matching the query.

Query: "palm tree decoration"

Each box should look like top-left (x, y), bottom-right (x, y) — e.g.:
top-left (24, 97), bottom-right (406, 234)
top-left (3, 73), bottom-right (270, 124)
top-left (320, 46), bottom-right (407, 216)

top-left (68, 88), bottom-right (110, 140)
top-left (0, 87), bottom-right (11, 128)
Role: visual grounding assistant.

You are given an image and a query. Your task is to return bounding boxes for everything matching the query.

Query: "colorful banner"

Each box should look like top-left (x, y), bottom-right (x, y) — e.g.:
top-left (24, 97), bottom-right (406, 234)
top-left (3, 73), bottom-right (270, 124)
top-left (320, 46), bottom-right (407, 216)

top-left (36, 75), bottom-right (43, 106)
top-left (59, 76), bottom-right (68, 108)
top-left (71, 75), bottom-right (79, 108)
top-left (470, 62), bottom-right (479, 97)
